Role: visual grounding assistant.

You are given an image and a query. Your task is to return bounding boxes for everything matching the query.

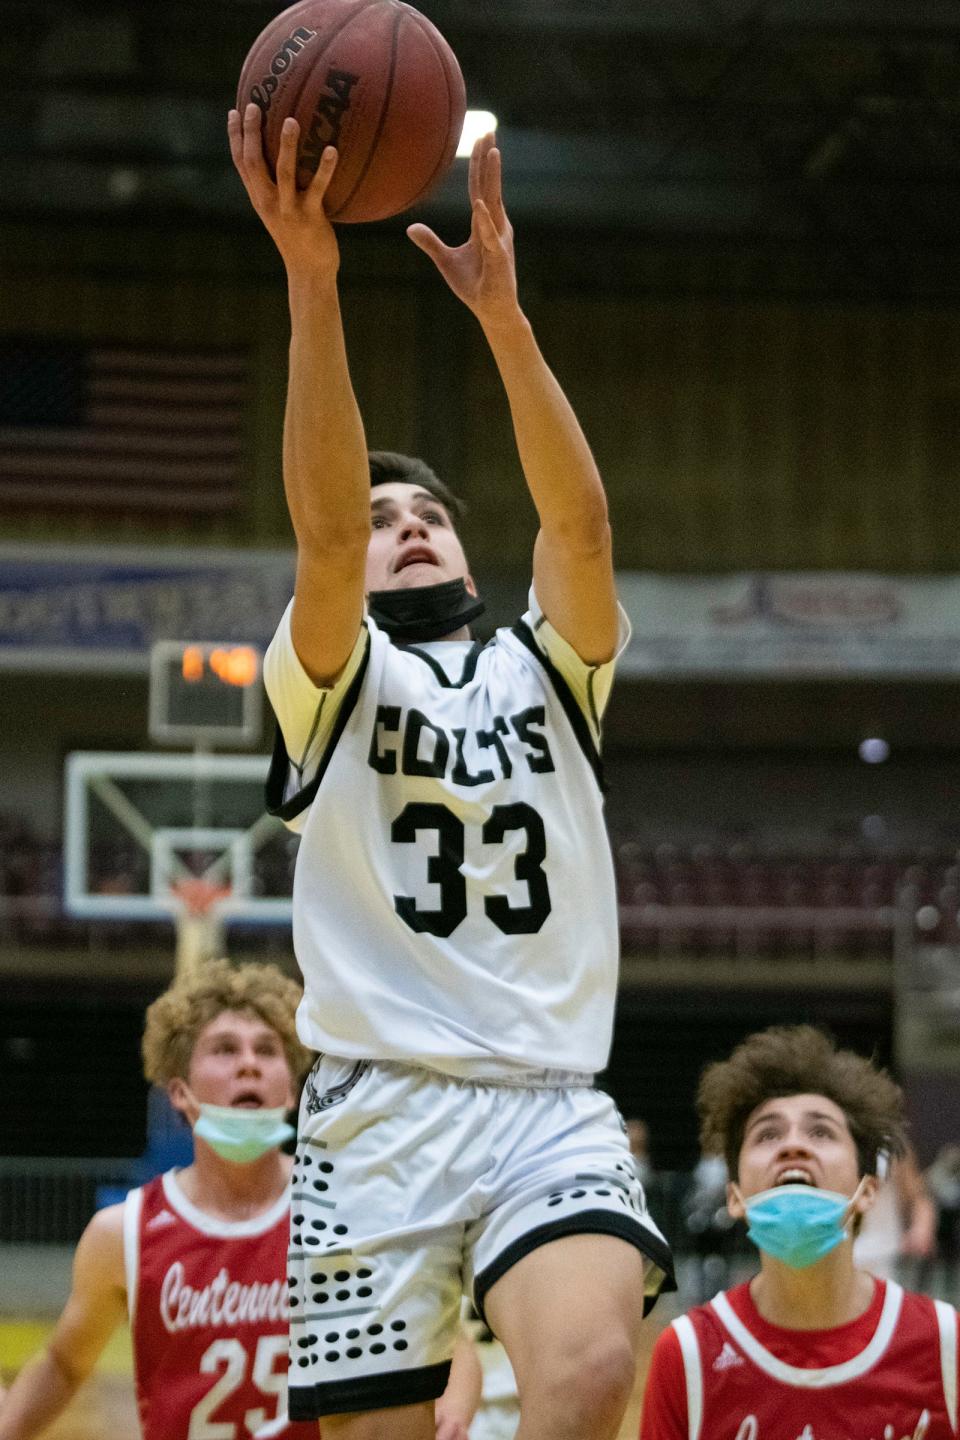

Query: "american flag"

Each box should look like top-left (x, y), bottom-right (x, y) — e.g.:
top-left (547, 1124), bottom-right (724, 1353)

top-left (0, 339), bottom-right (247, 516)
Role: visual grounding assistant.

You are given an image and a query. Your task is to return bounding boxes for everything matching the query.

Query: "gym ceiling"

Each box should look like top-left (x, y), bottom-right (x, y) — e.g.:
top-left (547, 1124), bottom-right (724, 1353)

top-left (2, 1), bottom-right (959, 297)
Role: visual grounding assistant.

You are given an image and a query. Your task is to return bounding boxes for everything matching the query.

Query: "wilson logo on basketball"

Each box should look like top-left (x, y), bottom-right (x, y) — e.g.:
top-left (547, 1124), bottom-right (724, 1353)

top-left (159, 1262), bottom-right (288, 1333)
top-left (302, 68), bottom-right (361, 166)
top-left (249, 26), bottom-right (318, 114)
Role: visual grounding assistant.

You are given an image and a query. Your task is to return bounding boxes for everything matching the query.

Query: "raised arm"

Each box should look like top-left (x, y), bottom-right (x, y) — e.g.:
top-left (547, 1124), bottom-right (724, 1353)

top-left (408, 136), bottom-right (618, 665)
top-left (228, 106), bottom-right (370, 685)
top-left (0, 1206), bottom-right (127, 1440)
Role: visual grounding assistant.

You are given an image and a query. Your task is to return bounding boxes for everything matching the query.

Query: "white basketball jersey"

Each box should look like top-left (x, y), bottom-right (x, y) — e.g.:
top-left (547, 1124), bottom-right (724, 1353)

top-left (266, 613), bottom-right (620, 1079)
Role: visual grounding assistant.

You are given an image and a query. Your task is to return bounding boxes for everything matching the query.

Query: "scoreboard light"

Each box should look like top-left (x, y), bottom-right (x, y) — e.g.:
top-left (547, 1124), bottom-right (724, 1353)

top-left (149, 641), bottom-right (263, 748)
top-left (181, 644), bottom-right (259, 689)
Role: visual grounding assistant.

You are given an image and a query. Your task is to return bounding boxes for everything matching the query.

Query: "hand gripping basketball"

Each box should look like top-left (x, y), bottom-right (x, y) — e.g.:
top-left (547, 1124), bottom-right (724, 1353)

top-left (228, 105), bottom-right (341, 276)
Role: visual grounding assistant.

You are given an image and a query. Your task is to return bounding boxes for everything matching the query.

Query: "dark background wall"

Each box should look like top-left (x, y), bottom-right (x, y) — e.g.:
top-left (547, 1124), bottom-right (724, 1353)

top-left (4, 251), bottom-right (960, 576)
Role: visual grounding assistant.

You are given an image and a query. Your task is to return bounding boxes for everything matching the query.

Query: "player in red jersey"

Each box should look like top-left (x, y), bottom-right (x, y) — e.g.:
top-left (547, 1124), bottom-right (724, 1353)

top-left (640, 1025), bottom-right (959, 1440)
top-left (0, 960), bottom-right (479, 1440)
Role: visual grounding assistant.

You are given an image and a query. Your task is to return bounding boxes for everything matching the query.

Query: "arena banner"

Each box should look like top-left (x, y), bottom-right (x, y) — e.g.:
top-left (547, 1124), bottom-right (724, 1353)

top-left (0, 544), bottom-right (295, 672)
top-left (616, 572), bottom-right (960, 678)
top-left (2, 552), bottom-right (960, 677)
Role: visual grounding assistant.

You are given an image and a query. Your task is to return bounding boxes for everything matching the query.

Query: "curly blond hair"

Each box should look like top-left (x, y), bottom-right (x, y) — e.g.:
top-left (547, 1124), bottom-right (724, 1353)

top-left (142, 959), bottom-right (312, 1087)
top-left (698, 1024), bottom-right (906, 1180)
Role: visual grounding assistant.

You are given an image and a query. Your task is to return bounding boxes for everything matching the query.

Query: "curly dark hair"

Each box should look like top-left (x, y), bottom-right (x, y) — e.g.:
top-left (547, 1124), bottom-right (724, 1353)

top-left (698, 1024), bottom-right (906, 1180)
top-left (368, 450), bottom-right (465, 521)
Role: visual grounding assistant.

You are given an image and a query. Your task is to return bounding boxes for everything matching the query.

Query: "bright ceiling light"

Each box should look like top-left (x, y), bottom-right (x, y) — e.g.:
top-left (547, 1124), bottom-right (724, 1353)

top-left (457, 111), bottom-right (498, 158)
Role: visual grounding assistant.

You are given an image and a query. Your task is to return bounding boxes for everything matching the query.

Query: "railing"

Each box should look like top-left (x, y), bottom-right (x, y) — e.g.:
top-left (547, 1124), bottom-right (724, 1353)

top-left (0, 1159), bottom-right (698, 1249)
top-left (0, 1156), bottom-right (135, 1243)
top-left (618, 903), bottom-right (898, 959)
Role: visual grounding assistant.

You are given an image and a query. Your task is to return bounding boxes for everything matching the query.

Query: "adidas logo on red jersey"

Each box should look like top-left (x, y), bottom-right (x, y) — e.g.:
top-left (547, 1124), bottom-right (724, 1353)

top-left (713, 1341), bottom-right (744, 1371)
top-left (146, 1209), bottom-right (177, 1230)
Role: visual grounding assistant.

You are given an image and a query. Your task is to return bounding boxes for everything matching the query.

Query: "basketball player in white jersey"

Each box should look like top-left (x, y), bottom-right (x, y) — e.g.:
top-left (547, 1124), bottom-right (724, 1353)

top-left (640, 1025), bottom-right (959, 1440)
top-left (228, 105), bottom-right (674, 1440)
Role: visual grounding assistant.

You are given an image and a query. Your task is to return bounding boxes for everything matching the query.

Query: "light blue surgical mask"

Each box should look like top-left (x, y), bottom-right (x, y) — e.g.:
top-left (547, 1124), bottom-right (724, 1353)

top-left (193, 1103), bottom-right (295, 1165)
top-left (736, 1180), bottom-right (866, 1269)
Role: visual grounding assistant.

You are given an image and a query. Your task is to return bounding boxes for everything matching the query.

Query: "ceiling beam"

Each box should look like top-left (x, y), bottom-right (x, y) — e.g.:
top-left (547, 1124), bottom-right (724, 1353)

top-left (3, 1), bottom-right (958, 37)
top-left (430, 0), bottom-right (960, 36)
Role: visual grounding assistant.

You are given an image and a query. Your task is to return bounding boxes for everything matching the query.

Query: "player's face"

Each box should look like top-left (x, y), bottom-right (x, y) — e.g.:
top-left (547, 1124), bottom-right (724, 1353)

top-left (729, 1092), bottom-right (876, 1221)
top-left (365, 481), bottom-right (476, 595)
top-left (177, 1009), bottom-right (296, 1115)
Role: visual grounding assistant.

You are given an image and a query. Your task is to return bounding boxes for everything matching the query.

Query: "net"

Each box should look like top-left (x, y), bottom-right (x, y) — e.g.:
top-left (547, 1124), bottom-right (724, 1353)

top-left (170, 878), bottom-right (232, 982)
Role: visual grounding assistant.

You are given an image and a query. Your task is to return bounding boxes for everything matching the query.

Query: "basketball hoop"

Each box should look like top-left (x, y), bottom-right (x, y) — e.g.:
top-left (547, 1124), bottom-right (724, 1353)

top-left (170, 877), bottom-right (232, 918)
top-left (170, 877), bottom-right (233, 982)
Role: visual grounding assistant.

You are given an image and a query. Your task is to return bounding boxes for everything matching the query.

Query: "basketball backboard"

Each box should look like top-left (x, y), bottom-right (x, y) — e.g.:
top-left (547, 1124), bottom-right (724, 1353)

top-left (63, 750), bottom-right (293, 926)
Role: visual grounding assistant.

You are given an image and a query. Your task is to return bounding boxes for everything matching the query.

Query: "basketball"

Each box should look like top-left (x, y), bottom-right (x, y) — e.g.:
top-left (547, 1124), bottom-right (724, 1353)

top-left (236, 0), bottom-right (466, 224)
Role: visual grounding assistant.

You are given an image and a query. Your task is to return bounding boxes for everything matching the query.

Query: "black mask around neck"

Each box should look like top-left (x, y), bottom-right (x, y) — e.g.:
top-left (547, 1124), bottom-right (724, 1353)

top-left (367, 577), bottom-right (486, 643)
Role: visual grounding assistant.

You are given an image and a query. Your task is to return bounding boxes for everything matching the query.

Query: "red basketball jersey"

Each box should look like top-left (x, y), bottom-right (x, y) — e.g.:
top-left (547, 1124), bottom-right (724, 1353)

top-left (124, 1171), bottom-right (316, 1440)
top-left (641, 1278), bottom-right (958, 1440)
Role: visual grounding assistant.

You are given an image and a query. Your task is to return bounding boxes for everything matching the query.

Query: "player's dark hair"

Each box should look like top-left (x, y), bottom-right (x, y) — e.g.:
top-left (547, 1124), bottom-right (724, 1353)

top-left (368, 450), bottom-right (466, 521)
top-left (698, 1024), bottom-right (907, 1180)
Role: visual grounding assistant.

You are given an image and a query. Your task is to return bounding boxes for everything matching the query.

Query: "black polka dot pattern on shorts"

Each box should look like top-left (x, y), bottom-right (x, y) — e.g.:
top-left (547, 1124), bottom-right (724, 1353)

top-left (541, 1175), bottom-right (644, 1214)
top-left (288, 1303), bottom-right (415, 1372)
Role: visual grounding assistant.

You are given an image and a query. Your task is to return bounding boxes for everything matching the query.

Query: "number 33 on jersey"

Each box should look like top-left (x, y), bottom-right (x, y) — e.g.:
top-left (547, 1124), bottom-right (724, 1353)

top-left (266, 605), bottom-right (625, 1080)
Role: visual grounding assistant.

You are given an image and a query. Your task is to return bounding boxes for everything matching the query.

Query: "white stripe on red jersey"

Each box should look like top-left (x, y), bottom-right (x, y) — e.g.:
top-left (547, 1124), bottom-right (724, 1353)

top-left (123, 1171), bottom-right (315, 1440)
top-left (673, 1281), bottom-right (957, 1440)
top-left (641, 1279), bottom-right (959, 1440)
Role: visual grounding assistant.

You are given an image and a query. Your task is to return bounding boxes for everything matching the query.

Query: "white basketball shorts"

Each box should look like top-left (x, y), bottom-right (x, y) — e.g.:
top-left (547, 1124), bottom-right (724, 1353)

top-left (286, 1054), bottom-right (674, 1419)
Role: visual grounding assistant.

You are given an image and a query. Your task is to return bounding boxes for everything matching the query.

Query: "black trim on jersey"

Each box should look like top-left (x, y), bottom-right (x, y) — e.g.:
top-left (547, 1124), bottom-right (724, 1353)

top-left (396, 638), bottom-right (486, 689)
top-left (510, 620), bottom-right (606, 792)
top-left (289, 1359), bottom-right (451, 1419)
top-left (473, 1211), bottom-right (676, 1325)
top-left (265, 630), bottom-right (372, 823)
